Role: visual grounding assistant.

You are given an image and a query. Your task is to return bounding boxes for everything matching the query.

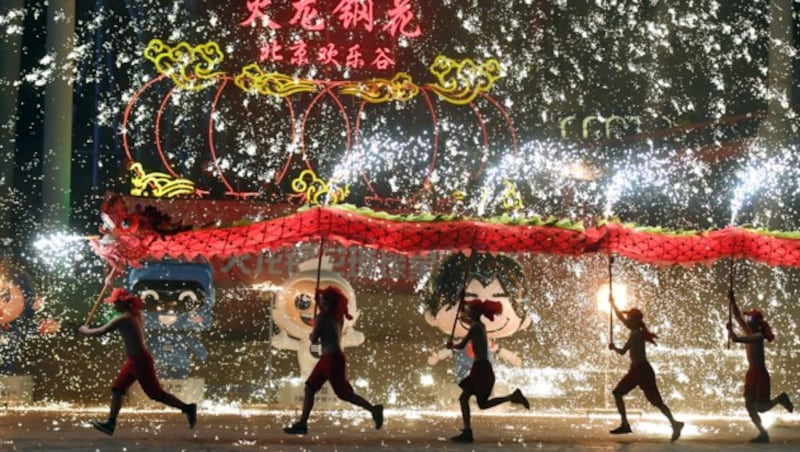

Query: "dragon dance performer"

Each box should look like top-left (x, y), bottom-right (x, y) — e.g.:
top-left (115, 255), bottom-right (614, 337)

top-left (283, 286), bottom-right (384, 435)
top-left (727, 288), bottom-right (793, 443)
top-left (608, 297), bottom-right (683, 442)
top-left (79, 287), bottom-right (197, 436)
top-left (447, 299), bottom-right (529, 443)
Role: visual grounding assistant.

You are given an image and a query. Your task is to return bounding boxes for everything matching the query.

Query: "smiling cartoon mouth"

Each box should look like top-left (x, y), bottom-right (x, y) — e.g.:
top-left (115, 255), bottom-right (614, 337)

top-left (301, 315), bottom-right (314, 326)
top-left (486, 319), bottom-right (510, 333)
top-left (459, 318), bottom-right (509, 333)
top-left (158, 314), bottom-right (178, 325)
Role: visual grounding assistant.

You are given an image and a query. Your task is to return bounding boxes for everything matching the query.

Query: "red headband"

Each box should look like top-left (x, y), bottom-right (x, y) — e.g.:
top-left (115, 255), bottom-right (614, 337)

top-left (105, 287), bottom-right (143, 313)
top-left (745, 309), bottom-right (774, 341)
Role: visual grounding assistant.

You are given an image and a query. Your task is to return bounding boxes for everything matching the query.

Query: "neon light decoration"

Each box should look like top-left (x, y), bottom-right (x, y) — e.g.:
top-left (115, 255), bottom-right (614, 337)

top-left (426, 56), bottom-right (503, 106)
top-left (290, 169), bottom-right (350, 205)
top-left (128, 162), bottom-right (197, 198)
top-left (338, 73), bottom-right (419, 103)
top-left (123, 37), bottom-right (517, 205)
top-left (238, 0), bottom-right (422, 70)
top-left (143, 39), bottom-right (224, 90)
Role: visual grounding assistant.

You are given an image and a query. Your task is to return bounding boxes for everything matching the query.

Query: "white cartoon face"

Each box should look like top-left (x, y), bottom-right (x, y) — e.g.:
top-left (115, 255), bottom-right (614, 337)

top-left (272, 269), bottom-right (359, 339)
top-left (462, 278), bottom-right (529, 338)
top-left (425, 276), bottom-right (530, 339)
top-left (275, 279), bottom-right (319, 337)
top-left (0, 276), bottom-right (26, 326)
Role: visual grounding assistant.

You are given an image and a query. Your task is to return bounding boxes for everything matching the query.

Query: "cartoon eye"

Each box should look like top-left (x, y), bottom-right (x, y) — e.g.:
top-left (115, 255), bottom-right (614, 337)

top-left (140, 289), bottom-right (160, 304)
top-left (178, 290), bottom-right (200, 310)
top-left (295, 293), bottom-right (312, 310)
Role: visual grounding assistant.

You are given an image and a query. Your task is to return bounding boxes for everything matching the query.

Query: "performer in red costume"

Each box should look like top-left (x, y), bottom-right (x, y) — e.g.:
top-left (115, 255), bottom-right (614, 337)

top-left (608, 298), bottom-right (683, 442)
top-left (284, 286), bottom-right (384, 435)
top-left (447, 299), bottom-right (529, 443)
top-left (79, 287), bottom-right (197, 436)
top-left (727, 288), bottom-right (793, 443)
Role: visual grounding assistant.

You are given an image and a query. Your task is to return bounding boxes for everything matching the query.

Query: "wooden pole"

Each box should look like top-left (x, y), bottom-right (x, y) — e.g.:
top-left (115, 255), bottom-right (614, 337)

top-left (313, 236), bottom-right (325, 315)
top-left (447, 250), bottom-right (478, 345)
top-left (727, 257), bottom-right (735, 349)
top-left (608, 254), bottom-right (614, 342)
top-left (310, 237), bottom-right (325, 358)
top-left (83, 269), bottom-right (115, 326)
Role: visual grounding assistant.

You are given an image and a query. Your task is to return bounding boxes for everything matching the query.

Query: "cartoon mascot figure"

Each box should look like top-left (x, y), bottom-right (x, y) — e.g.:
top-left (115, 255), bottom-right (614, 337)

top-left (271, 256), bottom-right (363, 378)
top-left (1, 250), bottom-right (59, 375)
top-left (128, 261), bottom-right (214, 379)
top-left (424, 251), bottom-right (531, 380)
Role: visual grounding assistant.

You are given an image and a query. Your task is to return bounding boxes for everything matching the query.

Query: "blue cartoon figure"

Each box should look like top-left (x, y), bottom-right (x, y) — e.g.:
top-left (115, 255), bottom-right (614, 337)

top-left (128, 261), bottom-right (214, 379)
top-left (424, 252), bottom-right (531, 380)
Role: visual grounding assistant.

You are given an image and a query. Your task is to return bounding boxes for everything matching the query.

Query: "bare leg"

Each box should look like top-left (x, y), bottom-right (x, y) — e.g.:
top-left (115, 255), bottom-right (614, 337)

top-left (655, 402), bottom-right (676, 424)
top-left (158, 392), bottom-right (188, 411)
top-left (157, 391), bottom-right (197, 428)
top-left (655, 402), bottom-right (684, 442)
top-left (108, 390), bottom-right (123, 423)
top-left (476, 395), bottom-right (512, 410)
top-left (450, 391), bottom-right (475, 443)
top-left (756, 392), bottom-right (794, 413)
top-left (284, 384), bottom-right (316, 434)
top-left (746, 396), bottom-right (769, 442)
top-left (459, 391), bottom-right (472, 430)
top-left (344, 393), bottom-right (383, 429)
top-left (614, 392), bottom-right (628, 426)
top-left (91, 390), bottom-right (124, 435)
top-left (609, 390), bottom-right (632, 434)
top-left (298, 383), bottom-right (316, 425)
top-left (344, 392), bottom-right (373, 411)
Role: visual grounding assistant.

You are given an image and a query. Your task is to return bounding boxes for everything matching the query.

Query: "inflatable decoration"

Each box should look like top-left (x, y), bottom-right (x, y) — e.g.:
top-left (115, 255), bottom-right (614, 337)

top-left (424, 252), bottom-right (531, 379)
top-left (1, 267), bottom-right (60, 373)
top-left (128, 261), bottom-right (214, 379)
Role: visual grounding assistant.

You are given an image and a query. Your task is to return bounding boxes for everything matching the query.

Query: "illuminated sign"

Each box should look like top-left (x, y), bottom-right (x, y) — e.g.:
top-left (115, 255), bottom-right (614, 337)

top-left (239, 0), bottom-right (422, 71)
top-left (559, 114), bottom-right (675, 140)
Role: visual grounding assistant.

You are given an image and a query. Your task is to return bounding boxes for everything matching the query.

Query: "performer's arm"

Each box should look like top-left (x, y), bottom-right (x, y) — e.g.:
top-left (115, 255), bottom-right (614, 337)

top-left (609, 336), bottom-right (631, 355)
top-left (79, 315), bottom-right (123, 337)
top-left (728, 325), bottom-right (762, 344)
top-left (449, 326), bottom-right (473, 350)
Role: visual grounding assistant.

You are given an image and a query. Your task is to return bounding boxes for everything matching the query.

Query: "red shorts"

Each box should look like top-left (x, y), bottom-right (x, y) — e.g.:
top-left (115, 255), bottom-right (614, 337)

top-left (306, 350), bottom-right (354, 399)
top-left (459, 360), bottom-right (495, 402)
top-left (112, 350), bottom-right (165, 400)
top-left (745, 367), bottom-right (771, 402)
top-left (613, 361), bottom-right (664, 406)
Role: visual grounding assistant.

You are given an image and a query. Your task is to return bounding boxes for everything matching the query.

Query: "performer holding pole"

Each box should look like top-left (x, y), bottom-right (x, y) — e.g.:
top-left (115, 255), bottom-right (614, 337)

top-left (79, 287), bottom-right (197, 435)
top-left (608, 296), bottom-right (683, 442)
top-left (447, 299), bottom-right (529, 443)
top-left (727, 285), bottom-right (793, 443)
top-left (284, 286), bottom-right (384, 435)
